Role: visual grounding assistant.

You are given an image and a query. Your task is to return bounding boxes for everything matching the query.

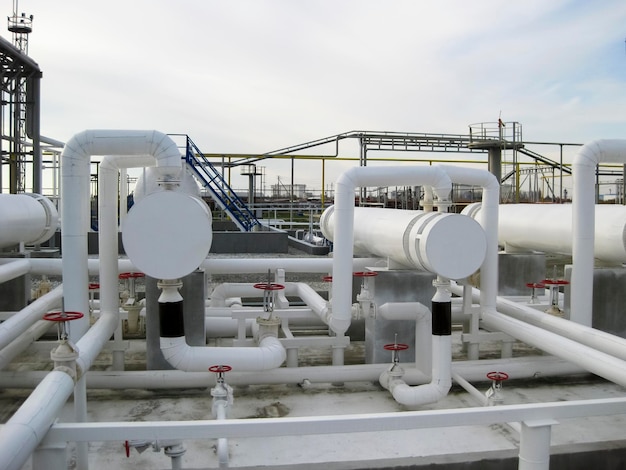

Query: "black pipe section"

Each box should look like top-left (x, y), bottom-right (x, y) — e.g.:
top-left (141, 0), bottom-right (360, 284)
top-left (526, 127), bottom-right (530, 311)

top-left (159, 300), bottom-right (185, 338)
top-left (431, 301), bottom-right (452, 336)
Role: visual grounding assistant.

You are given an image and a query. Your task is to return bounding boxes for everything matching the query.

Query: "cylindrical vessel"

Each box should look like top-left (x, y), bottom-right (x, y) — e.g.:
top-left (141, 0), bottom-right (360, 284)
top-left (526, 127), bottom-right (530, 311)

top-left (122, 190), bottom-right (213, 280)
top-left (463, 203), bottom-right (626, 264)
top-left (320, 206), bottom-right (486, 280)
top-left (133, 166), bottom-right (200, 204)
top-left (0, 193), bottom-right (58, 248)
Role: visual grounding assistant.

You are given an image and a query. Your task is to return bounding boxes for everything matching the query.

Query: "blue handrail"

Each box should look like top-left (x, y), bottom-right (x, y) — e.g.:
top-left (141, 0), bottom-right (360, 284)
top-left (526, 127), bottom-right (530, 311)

top-left (183, 136), bottom-right (260, 232)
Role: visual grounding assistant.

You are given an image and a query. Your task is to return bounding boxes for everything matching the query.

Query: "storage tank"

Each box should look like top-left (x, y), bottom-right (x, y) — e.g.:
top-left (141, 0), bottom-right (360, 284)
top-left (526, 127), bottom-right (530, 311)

top-left (0, 193), bottom-right (58, 248)
top-left (320, 206), bottom-right (486, 280)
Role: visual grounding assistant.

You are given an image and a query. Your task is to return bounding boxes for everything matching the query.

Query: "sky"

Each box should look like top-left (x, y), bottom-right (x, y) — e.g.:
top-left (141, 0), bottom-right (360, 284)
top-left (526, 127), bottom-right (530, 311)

top-left (9, 0), bottom-right (626, 195)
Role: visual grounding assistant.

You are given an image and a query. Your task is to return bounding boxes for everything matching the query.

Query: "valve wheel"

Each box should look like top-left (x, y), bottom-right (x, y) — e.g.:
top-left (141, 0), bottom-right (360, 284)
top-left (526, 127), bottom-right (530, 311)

top-left (486, 371), bottom-right (509, 381)
top-left (253, 282), bottom-right (285, 291)
top-left (353, 271), bottom-right (378, 277)
top-left (124, 440), bottom-right (130, 458)
top-left (209, 365), bottom-right (232, 373)
top-left (383, 343), bottom-right (410, 351)
top-left (119, 272), bottom-right (145, 279)
top-left (321, 275), bottom-right (333, 282)
top-left (88, 283), bottom-right (100, 290)
top-left (525, 282), bottom-right (545, 289)
top-left (43, 311), bottom-right (84, 322)
top-left (541, 279), bottom-right (569, 286)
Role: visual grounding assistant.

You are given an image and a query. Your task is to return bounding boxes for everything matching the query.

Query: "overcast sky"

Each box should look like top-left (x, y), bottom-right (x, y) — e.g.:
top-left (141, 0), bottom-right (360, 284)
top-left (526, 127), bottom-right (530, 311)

top-left (13, 0), bottom-right (626, 193)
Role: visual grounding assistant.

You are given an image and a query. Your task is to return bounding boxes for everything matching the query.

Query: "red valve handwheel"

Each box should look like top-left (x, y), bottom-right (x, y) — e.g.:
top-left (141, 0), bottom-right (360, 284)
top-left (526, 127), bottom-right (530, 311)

top-left (353, 271), bottom-right (378, 277)
top-left (541, 279), bottom-right (569, 286)
top-left (209, 365), bottom-right (232, 373)
top-left (119, 272), bottom-right (145, 279)
top-left (383, 343), bottom-right (410, 351)
top-left (321, 275), bottom-right (333, 282)
top-left (88, 283), bottom-right (100, 290)
top-left (525, 282), bottom-right (545, 289)
top-left (486, 371), bottom-right (509, 381)
top-left (253, 282), bottom-right (285, 291)
top-left (43, 311), bottom-right (84, 322)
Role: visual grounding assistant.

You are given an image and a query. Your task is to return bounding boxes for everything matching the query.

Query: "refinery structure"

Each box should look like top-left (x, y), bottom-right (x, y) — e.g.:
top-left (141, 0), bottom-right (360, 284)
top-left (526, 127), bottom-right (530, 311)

top-left (4, 5), bottom-right (626, 470)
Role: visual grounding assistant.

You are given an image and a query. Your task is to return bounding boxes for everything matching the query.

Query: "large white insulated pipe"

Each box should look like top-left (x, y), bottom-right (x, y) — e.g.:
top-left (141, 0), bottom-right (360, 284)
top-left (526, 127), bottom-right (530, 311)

top-left (61, 130), bottom-right (182, 341)
top-left (481, 309), bottom-right (626, 388)
top-left (320, 206), bottom-right (486, 279)
top-left (0, 259), bottom-right (31, 283)
top-left (0, 193), bottom-right (58, 248)
top-left (209, 282), bottom-right (330, 324)
top-left (0, 284), bottom-right (63, 350)
top-left (571, 139), bottom-right (626, 325)
top-left (160, 280), bottom-right (286, 372)
top-left (328, 165), bottom-right (452, 335)
top-left (451, 282), bottom-right (626, 362)
top-left (379, 280), bottom-right (452, 407)
top-left (464, 203), bottom-right (626, 264)
top-left (378, 302), bottom-right (432, 374)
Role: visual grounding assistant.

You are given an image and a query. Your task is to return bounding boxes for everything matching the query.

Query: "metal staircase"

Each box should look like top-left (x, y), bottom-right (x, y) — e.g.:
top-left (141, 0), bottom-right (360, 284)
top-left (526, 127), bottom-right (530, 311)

top-left (183, 136), bottom-right (260, 232)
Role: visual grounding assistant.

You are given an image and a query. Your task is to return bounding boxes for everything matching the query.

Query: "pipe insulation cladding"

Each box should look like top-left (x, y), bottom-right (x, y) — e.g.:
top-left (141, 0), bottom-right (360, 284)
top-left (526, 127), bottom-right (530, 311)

top-left (464, 202), bottom-right (626, 264)
top-left (122, 190), bottom-right (213, 280)
top-left (320, 206), bottom-right (486, 280)
top-left (0, 193), bottom-right (58, 248)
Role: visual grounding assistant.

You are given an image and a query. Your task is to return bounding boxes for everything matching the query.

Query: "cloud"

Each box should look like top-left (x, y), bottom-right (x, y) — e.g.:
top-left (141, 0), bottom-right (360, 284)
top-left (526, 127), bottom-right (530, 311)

top-left (13, 0), bottom-right (626, 192)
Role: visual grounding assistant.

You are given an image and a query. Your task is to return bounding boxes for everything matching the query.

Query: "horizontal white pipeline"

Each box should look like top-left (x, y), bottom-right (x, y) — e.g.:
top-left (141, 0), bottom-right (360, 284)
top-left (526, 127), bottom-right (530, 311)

top-left (44, 396), bottom-right (626, 443)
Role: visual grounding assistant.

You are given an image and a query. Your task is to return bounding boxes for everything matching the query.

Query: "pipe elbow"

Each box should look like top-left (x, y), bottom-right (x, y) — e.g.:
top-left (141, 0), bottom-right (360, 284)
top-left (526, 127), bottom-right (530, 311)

top-left (328, 315), bottom-right (350, 336)
top-left (389, 379), bottom-right (451, 407)
top-left (147, 130), bottom-right (182, 176)
top-left (258, 336), bottom-right (287, 369)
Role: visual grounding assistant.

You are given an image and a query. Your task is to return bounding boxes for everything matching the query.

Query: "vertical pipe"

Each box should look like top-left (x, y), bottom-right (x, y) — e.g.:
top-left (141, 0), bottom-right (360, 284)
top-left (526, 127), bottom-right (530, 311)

top-left (74, 375), bottom-right (89, 470)
top-left (518, 421), bottom-right (553, 470)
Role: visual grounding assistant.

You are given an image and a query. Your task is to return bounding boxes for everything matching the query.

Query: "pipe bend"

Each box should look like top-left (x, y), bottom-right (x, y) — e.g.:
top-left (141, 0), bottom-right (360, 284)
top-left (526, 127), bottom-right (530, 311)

top-left (160, 336), bottom-right (286, 372)
top-left (388, 379), bottom-right (452, 407)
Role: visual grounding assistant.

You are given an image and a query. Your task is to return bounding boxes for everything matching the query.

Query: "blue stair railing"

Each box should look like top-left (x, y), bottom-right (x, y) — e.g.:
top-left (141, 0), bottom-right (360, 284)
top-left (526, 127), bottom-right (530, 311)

top-left (183, 136), bottom-right (260, 232)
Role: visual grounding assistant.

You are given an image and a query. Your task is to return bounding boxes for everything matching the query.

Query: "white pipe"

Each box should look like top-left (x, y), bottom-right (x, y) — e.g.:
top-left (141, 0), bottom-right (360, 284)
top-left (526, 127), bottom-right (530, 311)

top-left (466, 203), bottom-right (626, 264)
top-left (209, 282), bottom-right (330, 324)
top-left (0, 259), bottom-right (30, 283)
top-left (100, 155), bottom-right (156, 371)
top-left (0, 371), bottom-right (75, 470)
top-left (0, 284), bottom-right (63, 350)
top-left (0, 257), bottom-right (136, 277)
top-left (0, 320), bottom-right (50, 370)
top-left (330, 165), bottom-right (452, 335)
top-left (0, 256), bottom-right (383, 277)
top-left (571, 139), bottom-right (626, 325)
top-left (451, 283), bottom-right (626, 362)
top-left (0, 355), bottom-right (584, 389)
top-left (381, 335), bottom-right (452, 407)
top-left (160, 335), bottom-right (286, 372)
top-left (0, 193), bottom-right (58, 248)
top-left (61, 129), bottom-right (182, 341)
top-left (443, 165), bottom-right (499, 314)
top-left (481, 309), bottom-right (626, 388)
top-left (215, 403), bottom-right (229, 468)
top-left (201, 257), bottom-right (383, 274)
top-left (378, 302), bottom-right (431, 374)
top-left (379, 279), bottom-right (453, 407)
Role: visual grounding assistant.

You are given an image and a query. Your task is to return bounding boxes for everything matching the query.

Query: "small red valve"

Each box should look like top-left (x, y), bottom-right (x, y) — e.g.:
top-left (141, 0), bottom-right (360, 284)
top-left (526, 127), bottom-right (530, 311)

top-left (208, 365), bottom-right (233, 373)
top-left (383, 343), bottom-right (410, 351)
top-left (43, 311), bottom-right (84, 322)
top-left (353, 271), bottom-right (378, 277)
top-left (88, 283), bottom-right (100, 290)
top-left (321, 275), bottom-right (333, 282)
top-left (253, 282), bottom-right (285, 291)
top-left (486, 371), bottom-right (509, 382)
top-left (124, 440), bottom-right (130, 458)
top-left (119, 272), bottom-right (145, 279)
